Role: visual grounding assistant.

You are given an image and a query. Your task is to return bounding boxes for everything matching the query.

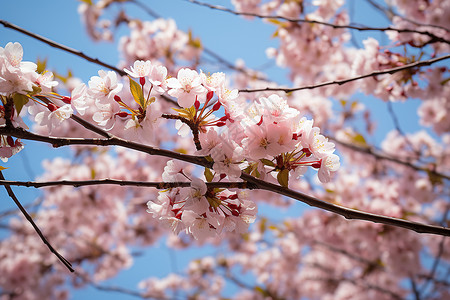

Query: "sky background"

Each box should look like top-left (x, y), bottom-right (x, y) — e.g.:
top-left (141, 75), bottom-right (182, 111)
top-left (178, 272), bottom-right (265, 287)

top-left (0, 0), bottom-right (438, 299)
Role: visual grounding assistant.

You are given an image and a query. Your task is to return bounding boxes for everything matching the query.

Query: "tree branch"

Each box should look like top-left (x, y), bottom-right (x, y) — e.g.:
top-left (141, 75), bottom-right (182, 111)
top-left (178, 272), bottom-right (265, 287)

top-left (184, 0), bottom-right (450, 44)
top-left (0, 179), bottom-right (254, 190)
top-left (0, 171), bottom-right (74, 272)
top-left (0, 19), bottom-right (126, 76)
top-left (330, 136), bottom-right (450, 181)
top-left (0, 19), bottom-right (179, 107)
top-left (128, 0), bottom-right (271, 82)
top-left (1, 126), bottom-right (448, 236)
top-left (239, 54), bottom-right (450, 93)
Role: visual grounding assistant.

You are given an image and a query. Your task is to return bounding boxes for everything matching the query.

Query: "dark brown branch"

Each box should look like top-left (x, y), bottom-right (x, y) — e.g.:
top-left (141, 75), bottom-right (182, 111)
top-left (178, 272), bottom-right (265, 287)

top-left (0, 125), bottom-right (211, 168)
top-left (239, 54), bottom-right (450, 93)
top-left (185, 0), bottom-right (450, 44)
top-left (0, 126), bottom-right (448, 236)
top-left (0, 171), bottom-right (74, 272)
top-left (239, 173), bottom-right (450, 236)
top-left (161, 114), bottom-right (201, 150)
top-left (0, 179), bottom-right (254, 190)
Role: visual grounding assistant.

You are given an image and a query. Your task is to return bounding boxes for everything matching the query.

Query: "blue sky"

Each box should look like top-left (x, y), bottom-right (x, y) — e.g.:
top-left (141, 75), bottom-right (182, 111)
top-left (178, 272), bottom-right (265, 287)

top-left (0, 0), bottom-right (439, 299)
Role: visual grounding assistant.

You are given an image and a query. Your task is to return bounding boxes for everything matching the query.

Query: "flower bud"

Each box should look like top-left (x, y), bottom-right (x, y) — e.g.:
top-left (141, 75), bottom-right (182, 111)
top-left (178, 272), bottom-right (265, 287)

top-left (212, 101), bottom-right (221, 111)
top-left (61, 96), bottom-right (71, 104)
top-left (311, 160), bottom-right (322, 169)
top-left (47, 103), bottom-right (58, 112)
top-left (114, 95), bottom-right (122, 103)
top-left (194, 100), bottom-right (201, 110)
top-left (206, 90), bottom-right (214, 101)
top-left (115, 111), bottom-right (129, 118)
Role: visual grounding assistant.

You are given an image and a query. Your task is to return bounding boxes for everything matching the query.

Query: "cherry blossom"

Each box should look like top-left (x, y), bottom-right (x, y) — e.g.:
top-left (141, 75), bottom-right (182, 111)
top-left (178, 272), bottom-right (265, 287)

top-left (0, 0), bottom-right (449, 298)
top-left (167, 68), bottom-right (206, 108)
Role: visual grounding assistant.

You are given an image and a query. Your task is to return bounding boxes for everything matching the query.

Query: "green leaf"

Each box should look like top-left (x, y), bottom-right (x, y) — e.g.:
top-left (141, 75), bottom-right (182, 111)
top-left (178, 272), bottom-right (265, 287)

top-left (277, 169), bottom-right (289, 187)
top-left (250, 166), bottom-right (260, 178)
top-left (129, 76), bottom-right (145, 109)
top-left (260, 158), bottom-right (275, 167)
top-left (12, 93), bottom-right (29, 115)
top-left (204, 167), bottom-right (214, 183)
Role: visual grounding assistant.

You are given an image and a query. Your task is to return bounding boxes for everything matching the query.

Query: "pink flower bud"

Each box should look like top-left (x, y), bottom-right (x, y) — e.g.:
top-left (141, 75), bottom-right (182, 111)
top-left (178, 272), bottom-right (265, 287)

top-left (139, 77), bottom-right (146, 86)
top-left (194, 100), bottom-right (200, 110)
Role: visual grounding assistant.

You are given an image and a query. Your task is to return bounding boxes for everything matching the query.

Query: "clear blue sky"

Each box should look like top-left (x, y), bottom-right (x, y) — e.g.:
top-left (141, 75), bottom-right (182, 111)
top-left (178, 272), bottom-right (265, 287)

top-left (0, 0), bottom-right (432, 299)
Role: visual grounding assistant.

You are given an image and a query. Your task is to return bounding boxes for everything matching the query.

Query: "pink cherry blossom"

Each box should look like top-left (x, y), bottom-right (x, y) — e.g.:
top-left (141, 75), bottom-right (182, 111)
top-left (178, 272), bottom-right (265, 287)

top-left (167, 68), bottom-right (206, 108)
top-left (124, 60), bottom-right (152, 78)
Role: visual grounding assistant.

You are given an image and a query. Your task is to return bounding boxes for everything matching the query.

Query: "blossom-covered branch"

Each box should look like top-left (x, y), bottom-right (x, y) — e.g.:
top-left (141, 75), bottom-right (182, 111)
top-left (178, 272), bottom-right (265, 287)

top-left (1, 126), bottom-right (448, 237)
top-left (185, 0), bottom-right (450, 44)
top-left (331, 137), bottom-right (450, 181)
top-left (239, 54), bottom-right (450, 93)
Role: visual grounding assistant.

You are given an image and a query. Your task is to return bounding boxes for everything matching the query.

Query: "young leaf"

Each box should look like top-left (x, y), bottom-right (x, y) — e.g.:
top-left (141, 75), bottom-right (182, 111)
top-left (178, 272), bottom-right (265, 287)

top-left (204, 167), bottom-right (214, 183)
top-left (260, 158), bottom-right (275, 167)
top-left (0, 166), bottom-right (8, 171)
top-left (12, 93), bottom-right (29, 115)
top-left (129, 76), bottom-right (145, 109)
top-left (277, 169), bottom-right (289, 187)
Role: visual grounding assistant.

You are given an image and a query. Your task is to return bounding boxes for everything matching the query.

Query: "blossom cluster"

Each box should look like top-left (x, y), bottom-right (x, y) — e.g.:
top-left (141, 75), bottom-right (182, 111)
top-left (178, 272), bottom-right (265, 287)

top-left (0, 41), bottom-right (339, 240)
top-left (148, 161), bottom-right (257, 241)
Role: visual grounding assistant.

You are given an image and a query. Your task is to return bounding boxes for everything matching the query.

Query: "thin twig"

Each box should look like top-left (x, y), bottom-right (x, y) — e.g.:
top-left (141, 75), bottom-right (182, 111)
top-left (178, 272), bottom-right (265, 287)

top-left (0, 19), bottom-right (179, 107)
top-left (128, 0), bottom-right (271, 82)
top-left (1, 126), bottom-right (448, 237)
top-left (365, 0), bottom-right (450, 32)
top-left (0, 20), bottom-right (126, 76)
top-left (161, 114), bottom-right (202, 150)
top-left (184, 0), bottom-right (450, 44)
top-left (239, 54), bottom-right (450, 93)
top-left (0, 179), bottom-right (254, 190)
top-left (0, 171), bottom-right (74, 272)
top-left (386, 101), bottom-right (421, 159)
